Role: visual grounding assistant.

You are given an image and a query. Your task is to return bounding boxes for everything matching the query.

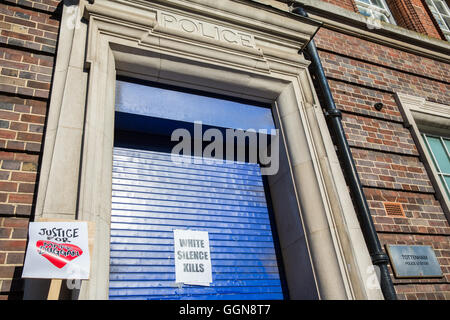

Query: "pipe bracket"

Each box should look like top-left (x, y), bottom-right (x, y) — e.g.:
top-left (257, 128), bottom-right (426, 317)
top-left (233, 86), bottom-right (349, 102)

top-left (325, 109), bottom-right (342, 118)
top-left (371, 252), bottom-right (390, 265)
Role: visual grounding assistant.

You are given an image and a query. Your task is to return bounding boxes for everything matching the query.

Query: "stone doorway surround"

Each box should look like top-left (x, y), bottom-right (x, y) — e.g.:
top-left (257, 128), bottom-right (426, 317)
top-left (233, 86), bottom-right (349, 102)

top-left (25, 0), bottom-right (384, 300)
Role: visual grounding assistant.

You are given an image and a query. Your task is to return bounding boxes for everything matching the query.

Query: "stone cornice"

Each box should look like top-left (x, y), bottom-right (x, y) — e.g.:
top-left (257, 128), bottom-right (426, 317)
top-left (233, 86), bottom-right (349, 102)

top-left (396, 94), bottom-right (450, 138)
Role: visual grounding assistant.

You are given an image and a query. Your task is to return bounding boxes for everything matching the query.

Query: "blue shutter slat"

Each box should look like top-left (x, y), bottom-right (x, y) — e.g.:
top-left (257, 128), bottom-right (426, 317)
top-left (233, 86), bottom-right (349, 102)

top-left (110, 251), bottom-right (277, 261)
top-left (110, 272), bottom-right (281, 281)
top-left (110, 222), bottom-right (273, 236)
top-left (110, 229), bottom-right (274, 242)
top-left (109, 293), bottom-right (283, 300)
top-left (109, 147), bottom-right (285, 300)
top-left (112, 179), bottom-right (265, 197)
top-left (112, 173), bottom-right (264, 190)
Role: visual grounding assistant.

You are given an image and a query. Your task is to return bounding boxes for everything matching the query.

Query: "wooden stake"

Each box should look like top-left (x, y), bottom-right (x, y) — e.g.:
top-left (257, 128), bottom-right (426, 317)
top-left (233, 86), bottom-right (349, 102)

top-left (47, 279), bottom-right (62, 300)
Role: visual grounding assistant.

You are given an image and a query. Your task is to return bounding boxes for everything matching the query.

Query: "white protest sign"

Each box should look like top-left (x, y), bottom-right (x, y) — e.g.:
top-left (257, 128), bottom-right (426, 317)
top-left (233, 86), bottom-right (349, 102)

top-left (22, 221), bottom-right (90, 279)
top-left (174, 229), bottom-right (212, 286)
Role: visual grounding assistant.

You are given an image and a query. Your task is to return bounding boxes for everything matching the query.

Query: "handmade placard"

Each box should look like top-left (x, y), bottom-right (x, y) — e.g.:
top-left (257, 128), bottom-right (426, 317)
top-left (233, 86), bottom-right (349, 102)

top-left (22, 221), bottom-right (90, 279)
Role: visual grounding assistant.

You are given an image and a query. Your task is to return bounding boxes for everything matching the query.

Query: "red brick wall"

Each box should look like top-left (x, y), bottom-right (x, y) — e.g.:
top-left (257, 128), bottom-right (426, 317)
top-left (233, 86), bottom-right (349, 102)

top-left (315, 24), bottom-right (450, 299)
top-left (352, 149), bottom-right (435, 192)
top-left (314, 29), bottom-right (450, 84)
top-left (3, 0), bottom-right (60, 12)
top-left (0, 217), bottom-right (28, 299)
top-left (320, 0), bottom-right (358, 12)
top-left (368, 188), bottom-right (450, 299)
top-left (0, 94), bottom-right (46, 152)
top-left (378, 233), bottom-right (450, 299)
top-left (386, 0), bottom-right (443, 39)
top-left (342, 113), bottom-right (418, 155)
top-left (319, 49), bottom-right (449, 105)
top-left (0, 0), bottom-right (60, 300)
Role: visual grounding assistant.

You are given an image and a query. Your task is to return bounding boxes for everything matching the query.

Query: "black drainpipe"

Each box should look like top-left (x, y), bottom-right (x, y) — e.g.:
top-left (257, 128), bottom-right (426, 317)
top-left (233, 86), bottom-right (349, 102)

top-left (291, 5), bottom-right (397, 300)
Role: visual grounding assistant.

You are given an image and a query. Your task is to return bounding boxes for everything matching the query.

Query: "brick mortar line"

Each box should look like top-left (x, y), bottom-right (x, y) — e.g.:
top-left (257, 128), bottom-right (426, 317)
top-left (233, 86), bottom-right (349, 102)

top-left (316, 46), bottom-right (450, 86)
top-left (348, 142), bottom-right (420, 158)
top-left (377, 230), bottom-right (450, 237)
top-left (0, 43), bottom-right (56, 58)
top-left (324, 75), bottom-right (450, 107)
top-left (339, 109), bottom-right (405, 125)
top-left (324, 75), bottom-right (396, 95)
top-left (393, 281), bottom-right (450, 286)
top-left (3, 1), bottom-right (62, 17)
top-left (0, 147), bottom-right (43, 156)
top-left (349, 143), bottom-right (426, 158)
top-left (377, 228), bottom-right (450, 237)
top-left (0, 90), bottom-right (50, 102)
top-left (361, 184), bottom-right (436, 195)
top-left (0, 16), bottom-right (60, 35)
top-left (0, 84), bottom-right (52, 101)
top-left (0, 214), bottom-right (34, 219)
top-left (374, 216), bottom-right (450, 223)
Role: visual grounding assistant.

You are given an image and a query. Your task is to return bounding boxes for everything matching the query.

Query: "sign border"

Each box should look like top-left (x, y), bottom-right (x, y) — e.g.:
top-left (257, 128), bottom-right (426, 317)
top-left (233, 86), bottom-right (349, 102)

top-left (385, 244), bottom-right (443, 279)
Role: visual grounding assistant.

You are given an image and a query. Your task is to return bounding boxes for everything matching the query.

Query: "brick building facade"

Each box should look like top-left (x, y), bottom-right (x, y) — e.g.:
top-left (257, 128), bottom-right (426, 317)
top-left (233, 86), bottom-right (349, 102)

top-left (309, 0), bottom-right (450, 299)
top-left (0, 0), bottom-right (448, 300)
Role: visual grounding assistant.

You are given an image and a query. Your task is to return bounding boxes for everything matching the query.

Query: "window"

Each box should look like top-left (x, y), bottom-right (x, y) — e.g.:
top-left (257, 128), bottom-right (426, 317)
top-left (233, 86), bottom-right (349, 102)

top-left (422, 133), bottom-right (450, 199)
top-left (355, 0), bottom-right (396, 24)
top-left (395, 93), bottom-right (450, 220)
top-left (425, 0), bottom-right (450, 41)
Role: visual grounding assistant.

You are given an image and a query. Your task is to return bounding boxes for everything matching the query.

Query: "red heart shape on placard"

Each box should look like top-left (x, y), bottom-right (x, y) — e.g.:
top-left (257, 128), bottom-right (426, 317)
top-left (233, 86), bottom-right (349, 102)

top-left (36, 240), bottom-right (83, 269)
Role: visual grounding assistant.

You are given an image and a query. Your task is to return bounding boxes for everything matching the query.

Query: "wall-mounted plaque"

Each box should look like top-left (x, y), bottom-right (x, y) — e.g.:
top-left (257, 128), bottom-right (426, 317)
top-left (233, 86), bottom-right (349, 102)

top-left (386, 245), bottom-right (443, 278)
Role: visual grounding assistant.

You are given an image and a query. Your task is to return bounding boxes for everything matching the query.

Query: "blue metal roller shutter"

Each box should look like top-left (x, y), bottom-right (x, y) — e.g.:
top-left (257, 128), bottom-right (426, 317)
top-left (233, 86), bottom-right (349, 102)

top-left (109, 146), bottom-right (285, 300)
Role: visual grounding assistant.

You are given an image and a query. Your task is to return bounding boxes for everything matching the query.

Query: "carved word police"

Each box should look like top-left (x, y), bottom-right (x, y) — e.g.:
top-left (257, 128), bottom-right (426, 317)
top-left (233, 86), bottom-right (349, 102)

top-left (159, 11), bottom-right (255, 48)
